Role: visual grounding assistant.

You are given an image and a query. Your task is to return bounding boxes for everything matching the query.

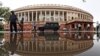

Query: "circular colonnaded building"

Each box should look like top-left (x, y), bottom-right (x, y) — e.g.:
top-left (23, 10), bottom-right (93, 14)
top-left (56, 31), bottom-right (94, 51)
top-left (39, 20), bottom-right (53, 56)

top-left (4, 4), bottom-right (94, 31)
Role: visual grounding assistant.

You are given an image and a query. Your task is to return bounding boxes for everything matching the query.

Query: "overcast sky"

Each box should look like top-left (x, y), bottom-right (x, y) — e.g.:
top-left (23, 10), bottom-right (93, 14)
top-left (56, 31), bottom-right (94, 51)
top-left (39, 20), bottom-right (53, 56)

top-left (0, 0), bottom-right (100, 25)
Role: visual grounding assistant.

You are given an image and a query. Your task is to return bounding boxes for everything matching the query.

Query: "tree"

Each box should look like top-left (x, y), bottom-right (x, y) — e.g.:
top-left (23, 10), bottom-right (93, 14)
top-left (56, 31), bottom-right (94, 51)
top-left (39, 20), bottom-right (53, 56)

top-left (0, 6), bottom-right (10, 30)
top-left (0, 7), bottom-right (10, 21)
top-left (83, 0), bottom-right (86, 2)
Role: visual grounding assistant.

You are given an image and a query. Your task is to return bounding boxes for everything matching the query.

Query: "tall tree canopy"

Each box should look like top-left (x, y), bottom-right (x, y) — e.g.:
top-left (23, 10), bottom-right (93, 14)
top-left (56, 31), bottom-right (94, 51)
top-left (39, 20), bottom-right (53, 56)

top-left (83, 0), bottom-right (86, 2)
top-left (0, 7), bottom-right (10, 21)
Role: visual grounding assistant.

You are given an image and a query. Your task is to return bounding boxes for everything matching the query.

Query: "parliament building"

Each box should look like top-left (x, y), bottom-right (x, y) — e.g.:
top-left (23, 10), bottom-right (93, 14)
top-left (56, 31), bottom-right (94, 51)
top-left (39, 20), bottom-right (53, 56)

top-left (4, 4), bottom-right (94, 31)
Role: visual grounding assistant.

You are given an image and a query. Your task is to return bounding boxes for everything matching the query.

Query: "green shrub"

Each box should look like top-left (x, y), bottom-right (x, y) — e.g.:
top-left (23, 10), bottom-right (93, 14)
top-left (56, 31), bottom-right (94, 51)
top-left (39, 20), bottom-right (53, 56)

top-left (0, 24), bottom-right (4, 31)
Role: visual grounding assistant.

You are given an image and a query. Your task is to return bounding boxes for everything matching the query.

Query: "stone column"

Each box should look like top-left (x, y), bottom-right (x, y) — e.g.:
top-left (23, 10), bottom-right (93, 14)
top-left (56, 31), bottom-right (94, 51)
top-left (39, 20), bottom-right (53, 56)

top-left (45, 11), bottom-right (46, 22)
top-left (35, 41), bottom-right (38, 52)
top-left (66, 12), bottom-right (67, 21)
top-left (45, 41), bottom-right (46, 51)
top-left (64, 11), bottom-right (66, 21)
top-left (80, 13), bottom-right (82, 20)
top-left (81, 14), bottom-right (82, 19)
top-left (32, 11), bottom-right (33, 22)
top-left (24, 12), bottom-right (26, 22)
top-left (82, 14), bottom-right (84, 19)
top-left (27, 41), bottom-right (30, 51)
top-left (62, 41), bottom-right (64, 51)
top-left (32, 41), bottom-right (33, 51)
top-left (58, 11), bottom-right (60, 22)
top-left (39, 11), bottom-right (43, 21)
top-left (40, 11), bottom-right (41, 21)
top-left (79, 13), bottom-right (81, 19)
top-left (49, 11), bottom-right (51, 22)
top-left (37, 11), bottom-right (39, 21)
top-left (50, 41), bottom-right (51, 51)
top-left (28, 11), bottom-right (30, 22)
top-left (54, 11), bottom-right (55, 22)
top-left (36, 11), bottom-right (37, 22)
top-left (62, 11), bottom-right (64, 21)
top-left (21, 12), bottom-right (23, 20)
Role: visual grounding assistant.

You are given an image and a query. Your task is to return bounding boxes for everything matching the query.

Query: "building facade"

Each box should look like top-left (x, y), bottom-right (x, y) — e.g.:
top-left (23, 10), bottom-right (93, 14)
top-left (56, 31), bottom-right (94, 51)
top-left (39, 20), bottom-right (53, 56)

top-left (4, 4), bottom-right (94, 31)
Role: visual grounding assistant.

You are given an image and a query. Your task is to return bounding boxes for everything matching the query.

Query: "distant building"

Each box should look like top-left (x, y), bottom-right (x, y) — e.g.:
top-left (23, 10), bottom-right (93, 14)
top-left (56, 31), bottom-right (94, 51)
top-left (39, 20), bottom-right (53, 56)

top-left (4, 4), bottom-right (94, 31)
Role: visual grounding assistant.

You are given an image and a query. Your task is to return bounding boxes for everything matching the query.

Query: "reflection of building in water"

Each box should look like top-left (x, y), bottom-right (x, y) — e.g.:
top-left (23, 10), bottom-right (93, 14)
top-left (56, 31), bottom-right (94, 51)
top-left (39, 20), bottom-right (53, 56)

top-left (4, 32), bottom-right (94, 56)
top-left (59, 32), bottom-right (94, 40)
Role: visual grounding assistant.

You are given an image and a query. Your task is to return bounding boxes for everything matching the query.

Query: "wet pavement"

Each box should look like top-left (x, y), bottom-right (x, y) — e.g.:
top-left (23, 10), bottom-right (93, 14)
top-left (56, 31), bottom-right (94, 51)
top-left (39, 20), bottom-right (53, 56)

top-left (0, 31), bottom-right (100, 56)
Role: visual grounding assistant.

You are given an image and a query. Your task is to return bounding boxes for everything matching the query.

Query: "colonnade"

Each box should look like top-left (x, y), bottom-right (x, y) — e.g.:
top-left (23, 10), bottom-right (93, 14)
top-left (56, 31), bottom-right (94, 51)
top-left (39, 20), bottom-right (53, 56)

top-left (17, 39), bottom-right (93, 52)
top-left (16, 11), bottom-right (66, 22)
top-left (16, 10), bottom-right (92, 23)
